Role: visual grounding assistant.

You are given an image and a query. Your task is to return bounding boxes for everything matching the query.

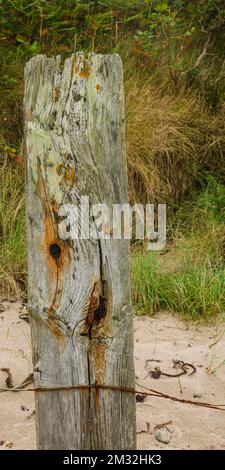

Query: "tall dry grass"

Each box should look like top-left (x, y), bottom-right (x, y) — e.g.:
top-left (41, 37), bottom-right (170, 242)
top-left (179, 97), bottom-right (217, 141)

top-left (125, 75), bottom-right (225, 205)
top-left (0, 156), bottom-right (27, 299)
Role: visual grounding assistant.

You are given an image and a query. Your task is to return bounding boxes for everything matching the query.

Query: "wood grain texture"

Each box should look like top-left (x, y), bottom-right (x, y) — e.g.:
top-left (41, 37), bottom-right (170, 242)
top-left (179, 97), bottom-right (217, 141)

top-left (24, 53), bottom-right (136, 450)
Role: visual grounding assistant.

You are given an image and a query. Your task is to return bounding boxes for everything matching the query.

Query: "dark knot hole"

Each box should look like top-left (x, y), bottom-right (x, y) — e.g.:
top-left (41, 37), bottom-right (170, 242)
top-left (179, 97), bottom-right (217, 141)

top-left (49, 243), bottom-right (61, 259)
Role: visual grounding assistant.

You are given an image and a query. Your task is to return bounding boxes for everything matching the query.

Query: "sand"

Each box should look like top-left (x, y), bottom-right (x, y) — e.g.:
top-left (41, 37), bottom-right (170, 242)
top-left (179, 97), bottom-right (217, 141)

top-left (0, 301), bottom-right (224, 450)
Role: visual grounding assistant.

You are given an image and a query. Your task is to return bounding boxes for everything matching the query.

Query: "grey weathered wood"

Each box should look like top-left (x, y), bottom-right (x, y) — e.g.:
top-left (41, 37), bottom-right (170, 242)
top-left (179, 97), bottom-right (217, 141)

top-left (24, 53), bottom-right (136, 450)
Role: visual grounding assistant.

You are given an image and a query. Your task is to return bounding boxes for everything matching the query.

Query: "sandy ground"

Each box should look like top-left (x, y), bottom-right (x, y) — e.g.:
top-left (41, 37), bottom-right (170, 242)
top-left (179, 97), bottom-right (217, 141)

top-left (0, 301), bottom-right (225, 450)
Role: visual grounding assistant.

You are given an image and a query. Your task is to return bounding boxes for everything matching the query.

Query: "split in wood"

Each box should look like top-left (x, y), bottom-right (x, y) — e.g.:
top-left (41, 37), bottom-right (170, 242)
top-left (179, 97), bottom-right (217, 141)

top-left (80, 279), bottom-right (108, 338)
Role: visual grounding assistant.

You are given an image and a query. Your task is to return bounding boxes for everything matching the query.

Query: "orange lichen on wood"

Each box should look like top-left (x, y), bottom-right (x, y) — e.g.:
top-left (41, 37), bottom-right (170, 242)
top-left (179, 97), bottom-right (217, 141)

top-left (53, 86), bottom-right (60, 102)
top-left (79, 67), bottom-right (91, 79)
top-left (96, 84), bottom-right (101, 93)
top-left (64, 167), bottom-right (76, 187)
top-left (56, 163), bottom-right (76, 188)
top-left (56, 163), bottom-right (65, 176)
top-left (38, 172), bottom-right (71, 342)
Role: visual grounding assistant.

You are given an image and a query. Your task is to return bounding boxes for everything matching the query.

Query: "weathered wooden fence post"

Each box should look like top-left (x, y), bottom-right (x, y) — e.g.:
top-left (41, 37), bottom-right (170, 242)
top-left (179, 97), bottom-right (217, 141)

top-left (24, 53), bottom-right (136, 449)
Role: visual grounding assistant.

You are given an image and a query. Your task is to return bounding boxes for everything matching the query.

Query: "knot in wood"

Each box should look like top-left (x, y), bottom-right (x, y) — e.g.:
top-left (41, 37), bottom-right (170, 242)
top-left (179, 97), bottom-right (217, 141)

top-left (49, 243), bottom-right (61, 259)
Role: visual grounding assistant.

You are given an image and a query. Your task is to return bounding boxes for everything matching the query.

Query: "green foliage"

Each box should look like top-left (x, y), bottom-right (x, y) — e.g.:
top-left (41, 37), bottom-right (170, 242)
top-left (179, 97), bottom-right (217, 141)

top-left (132, 251), bottom-right (225, 319)
top-left (173, 177), bottom-right (225, 233)
top-left (0, 1), bottom-right (224, 57)
top-left (0, 1), bottom-right (225, 115)
top-left (196, 176), bottom-right (225, 224)
top-left (132, 178), bottom-right (225, 319)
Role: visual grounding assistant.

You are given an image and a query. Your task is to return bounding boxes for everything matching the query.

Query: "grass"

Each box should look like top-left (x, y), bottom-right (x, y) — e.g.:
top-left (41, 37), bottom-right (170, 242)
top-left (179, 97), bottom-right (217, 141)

top-left (125, 72), bottom-right (225, 205)
top-left (0, 156), bottom-right (27, 299)
top-left (132, 251), bottom-right (225, 320)
top-left (131, 177), bottom-right (225, 319)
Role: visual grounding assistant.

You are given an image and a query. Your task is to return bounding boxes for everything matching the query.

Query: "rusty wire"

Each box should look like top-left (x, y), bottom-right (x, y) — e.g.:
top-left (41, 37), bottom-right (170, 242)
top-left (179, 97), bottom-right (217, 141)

top-left (0, 379), bottom-right (225, 412)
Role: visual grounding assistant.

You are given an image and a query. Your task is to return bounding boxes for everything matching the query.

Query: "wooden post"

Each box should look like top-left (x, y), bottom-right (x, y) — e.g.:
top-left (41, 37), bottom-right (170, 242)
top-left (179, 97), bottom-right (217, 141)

top-left (24, 53), bottom-right (136, 450)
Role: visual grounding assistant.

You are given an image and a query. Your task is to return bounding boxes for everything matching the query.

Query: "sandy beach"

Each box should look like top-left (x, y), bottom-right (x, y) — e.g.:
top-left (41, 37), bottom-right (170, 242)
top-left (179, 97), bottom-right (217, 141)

top-left (0, 301), bottom-right (224, 450)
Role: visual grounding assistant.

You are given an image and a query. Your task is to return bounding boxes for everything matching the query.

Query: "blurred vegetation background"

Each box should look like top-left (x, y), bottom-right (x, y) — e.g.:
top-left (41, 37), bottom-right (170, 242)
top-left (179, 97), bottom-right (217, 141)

top-left (0, 0), bottom-right (225, 318)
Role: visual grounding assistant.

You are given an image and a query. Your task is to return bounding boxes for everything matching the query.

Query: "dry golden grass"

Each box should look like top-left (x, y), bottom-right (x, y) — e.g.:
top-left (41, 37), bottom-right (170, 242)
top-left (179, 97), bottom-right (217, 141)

top-left (125, 75), bottom-right (225, 204)
top-left (0, 156), bottom-right (27, 300)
